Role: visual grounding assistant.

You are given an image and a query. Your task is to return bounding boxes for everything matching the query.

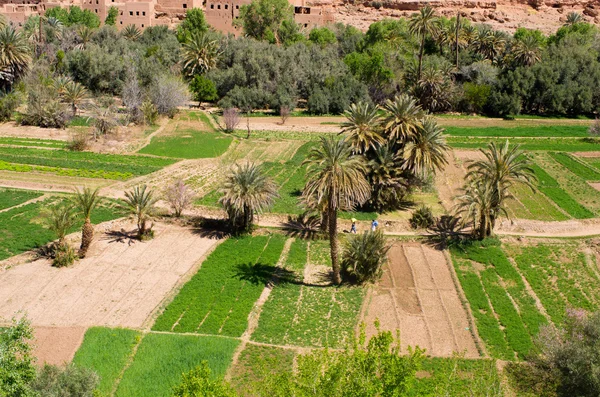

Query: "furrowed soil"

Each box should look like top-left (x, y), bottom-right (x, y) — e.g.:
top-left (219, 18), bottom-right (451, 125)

top-left (0, 221), bottom-right (219, 328)
top-left (362, 243), bottom-right (479, 358)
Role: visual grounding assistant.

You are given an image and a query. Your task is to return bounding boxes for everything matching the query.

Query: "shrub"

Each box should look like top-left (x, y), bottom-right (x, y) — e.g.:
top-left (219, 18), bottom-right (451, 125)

top-left (409, 205), bottom-right (434, 229)
top-left (0, 317), bottom-right (36, 397)
top-left (279, 105), bottom-right (290, 125)
top-left (190, 75), bottom-right (218, 103)
top-left (0, 92), bottom-right (20, 122)
top-left (91, 106), bottom-right (119, 140)
top-left (22, 82), bottom-right (70, 129)
top-left (171, 361), bottom-right (236, 397)
top-left (66, 130), bottom-right (89, 151)
top-left (32, 364), bottom-right (99, 396)
top-left (122, 73), bottom-right (143, 124)
top-left (341, 230), bottom-right (390, 283)
top-left (149, 74), bottom-right (190, 118)
top-left (141, 100), bottom-right (158, 125)
top-left (223, 108), bottom-right (240, 132)
top-left (589, 118), bottom-right (600, 137)
top-left (165, 179), bottom-right (195, 217)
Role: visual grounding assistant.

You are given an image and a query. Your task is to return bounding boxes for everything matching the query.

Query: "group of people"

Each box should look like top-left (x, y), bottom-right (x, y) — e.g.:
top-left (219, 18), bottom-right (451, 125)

top-left (350, 218), bottom-right (378, 234)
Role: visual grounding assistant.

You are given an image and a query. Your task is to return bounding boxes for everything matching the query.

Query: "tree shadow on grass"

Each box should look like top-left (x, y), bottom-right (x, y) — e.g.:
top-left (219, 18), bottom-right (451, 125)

top-left (234, 262), bottom-right (334, 288)
top-left (187, 216), bottom-right (231, 240)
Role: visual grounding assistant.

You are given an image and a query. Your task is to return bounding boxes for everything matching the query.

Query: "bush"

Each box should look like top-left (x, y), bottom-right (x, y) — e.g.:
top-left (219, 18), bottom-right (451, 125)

top-left (53, 243), bottom-right (77, 267)
top-left (190, 75), bottom-right (218, 103)
top-left (0, 92), bottom-right (20, 122)
top-left (22, 81), bottom-right (70, 129)
top-left (409, 205), bottom-right (434, 229)
top-left (279, 105), bottom-right (290, 125)
top-left (165, 179), bottom-right (195, 217)
top-left (341, 230), bottom-right (390, 283)
top-left (141, 101), bottom-right (159, 125)
top-left (0, 317), bottom-right (36, 397)
top-left (149, 75), bottom-right (190, 118)
top-left (223, 108), bottom-right (240, 132)
top-left (67, 130), bottom-right (89, 151)
top-left (171, 362), bottom-right (236, 397)
top-left (32, 364), bottom-right (99, 397)
top-left (589, 118), bottom-right (600, 137)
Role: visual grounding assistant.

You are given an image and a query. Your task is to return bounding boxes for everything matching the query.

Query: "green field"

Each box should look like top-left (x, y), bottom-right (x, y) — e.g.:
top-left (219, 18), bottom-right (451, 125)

top-left (0, 188), bottom-right (43, 211)
top-left (72, 327), bottom-right (140, 395)
top-left (0, 146), bottom-right (177, 180)
top-left (0, 137), bottom-right (66, 149)
top-left (115, 333), bottom-right (239, 397)
top-left (153, 234), bottom-right (286, 337)
top-left (448, 136), bottom-right (600, 151)
top-left (445, 125), bottom-right (589, 138)
top-left (139, 127), bottom-right (232, 159)
top-left (0, 197), bottom-right (124, 260)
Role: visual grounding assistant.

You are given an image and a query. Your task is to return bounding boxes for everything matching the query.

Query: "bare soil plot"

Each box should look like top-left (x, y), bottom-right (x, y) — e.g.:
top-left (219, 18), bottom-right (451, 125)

top-left (0, 221), bottom-right (219, 328)
top-left (435, 150), bottom-right (475, 211)
top-left (31, 326), bottom-right (87, 366)
top-left (0, 170), bottom-right (115, 193)
top-left (362, 243), bottom-right (479, 358)
top-left (0, 122), bottom-right (70, 141)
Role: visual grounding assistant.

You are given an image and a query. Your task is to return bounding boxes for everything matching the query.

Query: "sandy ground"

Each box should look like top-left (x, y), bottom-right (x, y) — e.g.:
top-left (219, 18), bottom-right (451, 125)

top-left (0, 123), bottom-right (71, 141)
top-left (362, 243), bottom-right (479, 358)
top-left (0, 220), bottom-right (220, 328)
top-left (31, 326), bottom-right (87, 366)
top-left (435, 149), bottom-right (482, 211)
top-left (0, 171), bottom-right (115, 193)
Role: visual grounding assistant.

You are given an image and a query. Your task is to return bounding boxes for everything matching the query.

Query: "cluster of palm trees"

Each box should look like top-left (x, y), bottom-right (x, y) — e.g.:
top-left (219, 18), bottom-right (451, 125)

top-left (456, 141), bottom-right (536, 239)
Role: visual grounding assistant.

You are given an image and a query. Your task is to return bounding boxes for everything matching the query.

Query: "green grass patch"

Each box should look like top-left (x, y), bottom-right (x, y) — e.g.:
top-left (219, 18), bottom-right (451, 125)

top-left (152, 234), bottom-right (286, 337)
top-left (0, 137), bottom-right (66, 149)
top-left (0, 146), bottom-right (176, 180)
top-left (445, 125), bottom-right (589, 138)
top-left (0, 197), bottom-right (124, 260)
top-left (139, 127), bottom-right (232, 159)
top-left (0, 188), bottom-right (43, 211)
top-left (69, 116), bottom-right (92, 127)
top-left (448, 136), bottom-right (600, 151)
top-left (507, 183), bottom-right (569, 221)
top-left (72, 327), bottom-right (140, 396)
top-left (530, 163), bottom-right (595, 219)
top-left (549, 152), bottom-right (600, 181)
top-left (115, 333), bottom-right (239, 397)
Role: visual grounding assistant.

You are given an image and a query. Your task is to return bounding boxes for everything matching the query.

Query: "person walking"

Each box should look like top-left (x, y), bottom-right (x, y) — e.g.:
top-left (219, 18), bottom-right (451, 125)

top-left (371, 219), bottom-right (379, 232)
top-left (351, 218), bottom-right (357, 234)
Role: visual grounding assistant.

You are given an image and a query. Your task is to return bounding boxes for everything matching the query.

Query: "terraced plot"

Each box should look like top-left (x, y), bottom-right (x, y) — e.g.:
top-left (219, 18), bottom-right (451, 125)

top-left (153, 234), bottom-right (286, 337)
top-left (0, 187), bottom-right (43, 211)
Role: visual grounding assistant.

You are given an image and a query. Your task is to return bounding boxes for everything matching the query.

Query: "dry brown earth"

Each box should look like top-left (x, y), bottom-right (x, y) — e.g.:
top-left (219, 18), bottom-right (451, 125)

top-left (31, 326), bottom-right (87, 366)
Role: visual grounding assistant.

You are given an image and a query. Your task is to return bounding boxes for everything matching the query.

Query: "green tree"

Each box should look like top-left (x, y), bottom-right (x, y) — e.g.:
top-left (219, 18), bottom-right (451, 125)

top-left (381, 94), bottom-right (424, 142)
top-left (190, 75), bottom-right (218, 102)
top-left (123, 185), bottom-right (158, 239)
top-left (45, 6), bottom-right (100, 28)
top-left (62, 81), bottom-right (88, 116)
top-left (105, 6), bottom-right (118, 25)
top-left (408, 6), bottom-right (439, 80)
top-left (177, 8), bottom-right (209, 42)
top-left (73, 187), bottom-right (100, 258)
top-left (342, 230), bottom-right (390, 283)
top-left (367, 144), bottom-right (408, 212)
top-left (32, 364), bottom-right (99, 397)
top-left (239, 0), bottom-right (294, 44)
top-left (172, 362), bottom-right (237, 397)
top-left (0, 26), bottom-right (30, 90)
top-left (219, 163), bottom-right (278, 233)
top-left (402, 116), bottom-right (448, 177)
top-left (511, 35), bottom-right (542, 67)
top-left (0, 317), bottom-right (36, 397)
top-left (340, 101), bottom-right (383, 154)
top-left (309, 27), bottom-right (337, 47)
top-left (303, 137), bottom-right (370, 284)
top-left (181, 32), bottom-right (221, 78)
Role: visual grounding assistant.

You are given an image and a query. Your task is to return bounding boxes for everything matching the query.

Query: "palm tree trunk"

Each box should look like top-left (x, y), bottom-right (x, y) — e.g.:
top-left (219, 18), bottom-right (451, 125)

top-left (139, 217), bottom-right (146, 238)
top-left (455, 12), bottom-right (461, 69)
top-left (328, 205), bottom-right (341, 285)
top-left (79, 218), bottom-right (94, 258)
top-left (320, 210), bottom-right (328, 234)
top-left (418, 36), bottom-right (425, 81)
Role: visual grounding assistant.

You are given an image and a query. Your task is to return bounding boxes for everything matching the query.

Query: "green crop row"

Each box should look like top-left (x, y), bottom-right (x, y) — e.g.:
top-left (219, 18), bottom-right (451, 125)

top-left (530, 163), bottom-right (595, 219)
top-left (549, 152), bottom-right (600, 181)
top-left (0, 188), bottom-right (43, 211)
top-left (138, 128), bottom-right (232, 159)
top-left (508, 183), bottom-right (569, 221)
top-left (444, 125), bottom-right (589, 138)
top-left (0, 160), bottom-right (133, 180)
top-left (72, 327), bottom-right (140, 396)
top-left (0, 137), bottom-right (66, 148)
top-left (447, 136), bottom-right (600, 151)
top-left (152, 234), bottom-right (286, 337)
top-left (0, 146), bottom-right (176, 177)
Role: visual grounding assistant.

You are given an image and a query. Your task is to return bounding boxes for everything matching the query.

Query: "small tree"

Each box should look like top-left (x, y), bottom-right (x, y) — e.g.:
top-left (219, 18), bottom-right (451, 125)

top-left (43, 204), bottom-right (77, 267)
top-left (73, 187), bottom-right (100, 258)
top-left (0, 317), bottom-right (36, 397)
top-left (589, 117), bottom-right (600, 137)
top-left (279, 105), bottom-right (290, 125)
top-left (172, 362), bottom-right (236, 397)
top-left (190, 75), bottom-right (218, 103)
top-left (222, 108), bottom-right (241, 132)
top-left (32, 364), bottom-right (99, 397)
top-left (123, 185), bottom-right (158, 239)
top-left (165, 179), bottom-right (195, 217)
top-left (90, 105), bottom-right (119, 141)
top-left (104, 6), bottom-right (118, 25)
top-left (341, 230), bottom-right (390, 284)
top-left (122, 71), bottom-right (143, 124)
top-left (141, 101), bottom-right (158, 125)
top-left (149, 75), bottom-right (190, 118)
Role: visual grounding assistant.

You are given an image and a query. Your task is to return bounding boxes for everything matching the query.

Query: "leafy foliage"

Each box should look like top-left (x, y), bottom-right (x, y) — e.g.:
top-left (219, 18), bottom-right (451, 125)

top-left (0, 317), bottom-right (36, 397)
top-left (341, 230), bottom-right (390, 283)
top-left (172, 362), bottom-right (237, 397)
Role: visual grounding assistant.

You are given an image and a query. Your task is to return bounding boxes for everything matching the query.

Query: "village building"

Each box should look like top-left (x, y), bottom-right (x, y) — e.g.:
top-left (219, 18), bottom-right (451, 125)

top-left (0, 0), bottom-right (334, 32)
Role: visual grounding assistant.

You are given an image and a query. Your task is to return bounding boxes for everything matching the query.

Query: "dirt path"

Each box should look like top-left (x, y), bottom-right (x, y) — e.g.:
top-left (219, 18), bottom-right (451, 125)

top-left (362, 243), bottom-right (479, 358)
top-left (0, 221), bottom-right (220, 329)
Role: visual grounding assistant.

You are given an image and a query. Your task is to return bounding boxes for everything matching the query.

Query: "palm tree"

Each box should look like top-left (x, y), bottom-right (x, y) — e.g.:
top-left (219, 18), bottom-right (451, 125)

top-left (62, 81), bottom-right (88, 116)
top-left (181, 32), bottom-right (221, 78)
top-left (416, 65), bottom-right (450, 112)
top-left (73, 187), bottom-right (100, 258)
top-left (381, 94), bottom-right (424, 143)
top-left (75, 26), bottom-right (94, 50)
top-left (90, 105), bottom-right (119, 140)
top-left (565, 12), bottom-right (582, 26)
top-left (408, 6), bottom-right (439, 80)
top-left (123, 185), bottom-right (158, 238)
top-left (122, 24), bottom-right (141, 41)
top-left (402, 116), bottom-right (449, 177)
top-left (303, 137), bottom-right (370, 284)
top-left (340, 102), bottom-right (383, 154)
top-left (368, 144), bottom-right (408, 212)
top-left (44, 204), bottom-right (77, 247)
top-left (52, 75), bottom-right (73, 95)
top-left (474, 28), bottom-right (506, 63)
top-left (512, 36), bottom-right (542, 67)
top-left (219, 163), bottom-right (278, 233)
top-left (456, 177), bottom-right (504, 239)
top-left (0, 26), bottom-right (31, 90)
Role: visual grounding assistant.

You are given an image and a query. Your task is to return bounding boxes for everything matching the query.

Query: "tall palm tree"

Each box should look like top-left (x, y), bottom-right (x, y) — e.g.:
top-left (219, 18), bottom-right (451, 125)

top-left (474, 28), bottom-right (506, 63)
top-left (402, 116), bottom-right (449, 177)
top-left (219, 163), bottom-right (278, 233)
top-left (73, 187), bottom-right (100, 258)
top-left (340, 102), bottom-right (383, 154)
top-left (381, 94), bottom-right (424, 143)
top-left (122, 24), bottom-right (141, 41)
top-left (456, 177), bottom-right (505, 238)
top-left (565, 12), bottom-right (583, 26)
top-left (0, 26), bottom-right (30, 90)
top-left (62, 81), bottom-right (88, 116)
top-left (181, 32), bottom-right (221, 78)
top-left (512, 36), bottom-right (542, 67)
top-left (409, 6), bottom-right (439, 80)
top-left (368, 144), bottom-right (408, 212)
top-left (123, 185), bottom-right (158, 238)
top-left (416, 66), bottom-right (450, 112)
top-left (303, 137), bottom-right (370, 284)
